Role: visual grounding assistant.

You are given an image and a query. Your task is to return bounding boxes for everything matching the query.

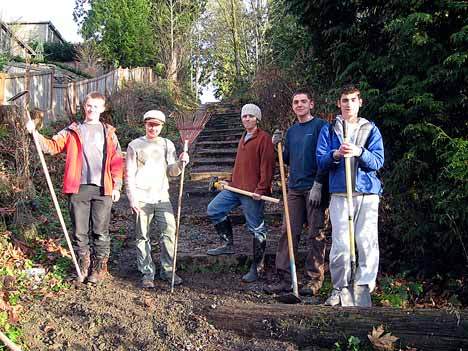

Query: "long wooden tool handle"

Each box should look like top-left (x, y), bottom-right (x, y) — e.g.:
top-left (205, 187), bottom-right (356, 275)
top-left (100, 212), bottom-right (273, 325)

top-left (0, 330), bottom-right (22, 351)
top-left (220, 184), bottom-right (280, 204)
top-left (28, 114), bottom-right (83, 281)
top-left (343, 121), bottom-right (356, 279)
top-left (171, 140), bottom-right (188, 293)
top-left (277, 142), bottom-right (299, 297)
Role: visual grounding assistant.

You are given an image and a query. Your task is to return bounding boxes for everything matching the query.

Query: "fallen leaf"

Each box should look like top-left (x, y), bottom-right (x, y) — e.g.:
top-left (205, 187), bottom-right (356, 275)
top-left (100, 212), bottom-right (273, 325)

top-left (368, 325), bottom-right (399, 351)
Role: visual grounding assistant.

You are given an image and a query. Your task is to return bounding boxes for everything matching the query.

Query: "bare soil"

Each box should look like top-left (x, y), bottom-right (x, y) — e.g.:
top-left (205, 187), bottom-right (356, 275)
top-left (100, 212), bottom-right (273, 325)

top-left (20, 179), bottom-right (323, 351)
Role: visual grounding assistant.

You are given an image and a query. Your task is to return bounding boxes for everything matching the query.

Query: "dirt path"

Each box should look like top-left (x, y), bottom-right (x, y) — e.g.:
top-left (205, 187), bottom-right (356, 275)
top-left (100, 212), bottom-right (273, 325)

top-left (19, 184), bottom-right (316, 351)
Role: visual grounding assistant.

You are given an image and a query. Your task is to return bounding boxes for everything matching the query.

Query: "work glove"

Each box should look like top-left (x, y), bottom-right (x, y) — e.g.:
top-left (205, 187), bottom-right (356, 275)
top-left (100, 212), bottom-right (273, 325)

top-left (272, 129), bottom-right (283, 145)
top-left (112, 189), bottom-right (121, 202)
top-left (308, 181), bottom-right (323, 208)
top-left (26, 120), bottom-right (36, 134)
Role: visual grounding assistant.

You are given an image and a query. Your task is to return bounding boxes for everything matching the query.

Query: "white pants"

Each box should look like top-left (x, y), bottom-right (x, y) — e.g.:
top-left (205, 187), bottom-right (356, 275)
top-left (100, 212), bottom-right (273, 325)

top-left (329, 194), bottom-right (379, 291)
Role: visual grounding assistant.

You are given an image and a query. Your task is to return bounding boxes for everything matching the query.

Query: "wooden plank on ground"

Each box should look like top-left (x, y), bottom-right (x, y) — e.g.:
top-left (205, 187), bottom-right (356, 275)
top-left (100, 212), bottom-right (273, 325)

top-left (205, 302), bottom-right (468, 350)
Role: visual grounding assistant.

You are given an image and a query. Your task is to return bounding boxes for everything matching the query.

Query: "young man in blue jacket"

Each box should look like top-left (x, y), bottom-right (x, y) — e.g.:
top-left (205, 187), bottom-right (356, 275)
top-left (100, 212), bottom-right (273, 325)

top-left (316, 84), bottom-right (384, 306)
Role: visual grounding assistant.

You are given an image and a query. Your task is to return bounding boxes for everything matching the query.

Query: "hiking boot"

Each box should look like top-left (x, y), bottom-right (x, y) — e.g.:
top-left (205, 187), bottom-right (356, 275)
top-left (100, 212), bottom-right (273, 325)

top-left (242, 236), bottom-right (266, 283)
top-left (87, 257), bottom-right (109, 284)
top-left (76, 252), bottom-right (91, 283)
top-left (141, 278), bottom-right (155, 289)
top-left (160, 271), bottom-right (183, 286)
top-left (299, 279), bottom-right (323, 296)
top-left (324, 288), bottom-right (341, 306)
top-left (207, 218), bottom-right (235, 256)
top-left (264, 279), bottom-right (292, 295)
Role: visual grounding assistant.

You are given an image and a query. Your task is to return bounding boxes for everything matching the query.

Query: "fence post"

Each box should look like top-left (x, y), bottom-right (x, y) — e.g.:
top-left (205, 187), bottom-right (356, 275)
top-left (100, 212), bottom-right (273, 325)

top-left (0, 72), bottom-right (6, 104)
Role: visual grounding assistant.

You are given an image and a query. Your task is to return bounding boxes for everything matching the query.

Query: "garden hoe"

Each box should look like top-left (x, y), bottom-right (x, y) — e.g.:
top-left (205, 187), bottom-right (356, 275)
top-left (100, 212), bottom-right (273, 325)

top-left (9, 90), bottom-right (84, 282)
top-left (341, 120), bottom-right (372, 307)
top-left (171, 140), bottom-right (188, 293)
top-left (276, 141), bottom-right (301, 304)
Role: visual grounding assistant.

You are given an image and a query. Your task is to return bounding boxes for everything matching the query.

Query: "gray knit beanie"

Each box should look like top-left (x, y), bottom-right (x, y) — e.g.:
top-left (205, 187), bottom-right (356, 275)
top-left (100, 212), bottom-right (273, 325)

top-left (241, 103), bottom-right (262, 121)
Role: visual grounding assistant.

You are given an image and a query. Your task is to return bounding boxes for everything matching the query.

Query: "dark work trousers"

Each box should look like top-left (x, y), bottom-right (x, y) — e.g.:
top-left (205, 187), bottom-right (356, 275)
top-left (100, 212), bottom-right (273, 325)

top-left (69, 184), bottom-right (113, 259)
top-left (275, 188), bottom-right (326, 283)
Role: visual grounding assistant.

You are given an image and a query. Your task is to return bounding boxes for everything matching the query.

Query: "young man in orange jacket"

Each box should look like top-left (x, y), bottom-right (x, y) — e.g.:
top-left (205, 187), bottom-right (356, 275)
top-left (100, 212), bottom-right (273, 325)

top-left (26, 91), bottom-right (124, 284)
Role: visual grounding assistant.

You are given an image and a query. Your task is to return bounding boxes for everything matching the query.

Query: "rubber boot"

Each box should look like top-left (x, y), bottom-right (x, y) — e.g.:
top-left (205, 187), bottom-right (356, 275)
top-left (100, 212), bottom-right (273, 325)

top-left (87, 257), bottom-right (109, 284)
top-left (241, 237), bottom-right (266, 283)
top-left (76, 252), bottom-right (90, 283)
top-left (207, 218), bottom-right (234, 255)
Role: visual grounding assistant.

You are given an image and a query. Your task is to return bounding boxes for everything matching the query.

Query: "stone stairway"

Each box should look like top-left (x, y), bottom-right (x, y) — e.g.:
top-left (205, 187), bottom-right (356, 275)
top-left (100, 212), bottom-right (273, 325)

top-left (189, 107), bottom-right (242, 181)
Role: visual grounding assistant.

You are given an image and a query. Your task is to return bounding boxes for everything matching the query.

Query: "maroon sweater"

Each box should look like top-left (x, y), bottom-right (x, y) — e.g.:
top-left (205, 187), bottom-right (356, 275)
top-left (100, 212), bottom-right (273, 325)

top-left (231, 128), bottom-right (275, 196)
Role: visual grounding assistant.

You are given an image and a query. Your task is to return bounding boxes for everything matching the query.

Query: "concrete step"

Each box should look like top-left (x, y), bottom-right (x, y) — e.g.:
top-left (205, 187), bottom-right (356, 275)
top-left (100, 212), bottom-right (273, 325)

top-left (192, 157), bottom-right (235, 166)
top-left (202, 127), bottom-right (244, 135)
top-left (196, 134), bottom-right (241, 142)
top-left (190, 171), bottom-right (232, 181)
top-left (196, 140), bottom-right (239, 148)
top-left (195, 148), bottom-right (238, 157)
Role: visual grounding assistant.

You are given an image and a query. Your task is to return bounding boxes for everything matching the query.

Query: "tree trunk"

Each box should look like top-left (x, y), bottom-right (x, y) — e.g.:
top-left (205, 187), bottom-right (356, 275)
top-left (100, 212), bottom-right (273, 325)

top-left (205, 302), bottom-right (468, 350)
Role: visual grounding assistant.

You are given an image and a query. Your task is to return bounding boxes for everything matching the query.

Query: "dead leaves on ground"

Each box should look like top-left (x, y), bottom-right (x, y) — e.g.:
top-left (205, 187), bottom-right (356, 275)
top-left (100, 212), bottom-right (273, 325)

top-left (368, 325), bottom-right (399, 350)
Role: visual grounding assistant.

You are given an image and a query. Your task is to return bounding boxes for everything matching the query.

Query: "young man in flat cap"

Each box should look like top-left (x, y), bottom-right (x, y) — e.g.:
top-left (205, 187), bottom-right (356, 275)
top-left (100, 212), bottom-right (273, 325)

top-left (206, 103), bottom-right (275, 283)
top-left (125, 110), bottom-right (189, 288)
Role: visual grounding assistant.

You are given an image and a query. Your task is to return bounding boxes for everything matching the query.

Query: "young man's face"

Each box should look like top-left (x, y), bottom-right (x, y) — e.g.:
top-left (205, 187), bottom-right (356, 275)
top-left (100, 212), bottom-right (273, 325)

top-left (241, 114), bottom-right (257, 131)
top-left (292, 93), bottom-right (314, 118)
top-left (84, 97), bottom-right (106, 123)
top-left (145, 119), bottom-right (164, 139)
top-left (337, 92), bottom-right (362, 120)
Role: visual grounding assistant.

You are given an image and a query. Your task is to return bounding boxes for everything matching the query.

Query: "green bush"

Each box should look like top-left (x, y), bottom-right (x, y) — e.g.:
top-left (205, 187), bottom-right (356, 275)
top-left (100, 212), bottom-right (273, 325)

top-left (382, 123), bottom-right (468, 275)
top-left (44, 41), bottom-right (76, 62)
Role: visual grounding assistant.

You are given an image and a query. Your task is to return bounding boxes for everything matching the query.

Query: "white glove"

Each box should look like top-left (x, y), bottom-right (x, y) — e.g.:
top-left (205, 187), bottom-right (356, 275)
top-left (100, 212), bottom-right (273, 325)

top-left (272, 129), bottom-right (283, 145)
top-left (26, 120), bottom-right (36, 134)
top-left (308, 181), bottom-right (323, 208)
top-left (112, 190), bottom-right (120, 202)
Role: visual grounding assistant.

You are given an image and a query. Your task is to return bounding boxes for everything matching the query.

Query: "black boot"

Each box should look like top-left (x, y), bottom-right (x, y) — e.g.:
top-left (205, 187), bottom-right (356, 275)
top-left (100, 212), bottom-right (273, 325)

top-left (207, 218), bottom-right (234, 255)
top-left (242, 236), bottom-right (266, 283)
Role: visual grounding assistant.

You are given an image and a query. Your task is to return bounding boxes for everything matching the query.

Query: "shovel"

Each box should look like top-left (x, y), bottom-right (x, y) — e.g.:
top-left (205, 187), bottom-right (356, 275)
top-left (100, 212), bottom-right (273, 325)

top-left (276, 142), bottom-right (301, 304)
top-left (10, 90), bottom-right (83, 282)
top-left (340, 120), bottom-right (371, 307)
top-left (171, 140), bottom-right (188, 293)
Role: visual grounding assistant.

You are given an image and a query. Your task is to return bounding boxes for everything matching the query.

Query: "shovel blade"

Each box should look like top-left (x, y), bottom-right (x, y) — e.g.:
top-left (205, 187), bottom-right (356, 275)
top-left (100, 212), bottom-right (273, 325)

top-left (353, 284), bottom-right (372, 307)
top-left (340, 286), bottom-right (355, 306)
top-left (277, 293), bottom-right (301, 304)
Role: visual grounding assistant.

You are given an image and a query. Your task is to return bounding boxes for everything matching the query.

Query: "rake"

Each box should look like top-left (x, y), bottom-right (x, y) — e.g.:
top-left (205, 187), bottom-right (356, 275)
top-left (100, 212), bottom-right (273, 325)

top-left (170, 105), bottom-right (212, 292)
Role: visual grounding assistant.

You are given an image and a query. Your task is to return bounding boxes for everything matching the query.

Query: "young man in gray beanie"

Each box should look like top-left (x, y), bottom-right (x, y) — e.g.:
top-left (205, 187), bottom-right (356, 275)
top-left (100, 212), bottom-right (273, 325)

top-left (125, 110), bottom-right (189, 289)
top-left (206, 103), bottom-right (275, 283)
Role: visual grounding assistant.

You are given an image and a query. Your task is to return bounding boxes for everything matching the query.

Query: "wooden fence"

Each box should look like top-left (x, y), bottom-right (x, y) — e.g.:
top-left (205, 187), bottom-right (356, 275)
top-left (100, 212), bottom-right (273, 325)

top-left (0, 67), bottom-right (154, 122)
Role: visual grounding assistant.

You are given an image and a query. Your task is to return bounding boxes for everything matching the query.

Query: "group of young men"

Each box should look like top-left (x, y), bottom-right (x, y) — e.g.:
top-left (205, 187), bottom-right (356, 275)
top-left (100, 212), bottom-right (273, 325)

top-left (205, 84), bottom-right (384, 306)
top-left (26, 83), bottom-right (384, 306)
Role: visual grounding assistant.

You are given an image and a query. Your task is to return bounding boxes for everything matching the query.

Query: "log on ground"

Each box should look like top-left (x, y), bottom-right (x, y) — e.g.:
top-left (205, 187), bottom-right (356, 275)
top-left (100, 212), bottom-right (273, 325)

top-left (204, 302), bottom-right (468, 350)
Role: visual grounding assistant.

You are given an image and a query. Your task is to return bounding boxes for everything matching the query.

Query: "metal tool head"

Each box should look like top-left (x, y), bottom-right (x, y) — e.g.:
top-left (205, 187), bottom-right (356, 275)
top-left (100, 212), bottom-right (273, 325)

top-left (340, 286), bottom-right (355, 306)
top-left (276, 292), bottom-right (301, 304)
top-left (208, 176), bottom-right (219, 192)
top-left (353, 284), bottom-right (372, 307)
top-left (7, 90), bottom-right (29, 102)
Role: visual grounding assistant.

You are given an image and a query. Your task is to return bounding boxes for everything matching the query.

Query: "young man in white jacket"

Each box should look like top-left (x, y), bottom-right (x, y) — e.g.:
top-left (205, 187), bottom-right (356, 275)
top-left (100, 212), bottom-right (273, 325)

top-left (125, 110), bottom-right (189, 288)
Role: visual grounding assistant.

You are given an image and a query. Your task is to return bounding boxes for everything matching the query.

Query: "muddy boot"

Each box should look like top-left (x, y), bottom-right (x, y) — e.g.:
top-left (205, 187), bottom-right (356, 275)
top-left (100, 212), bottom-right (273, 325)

top-left (76, 252), bottom-right (91, 283)
top-left (87, 257), bottom-right (109, 284)
top-left (242, 237), bottom-right (266, 283)
top-left (264, 275), bottom-right (292, 295)
top-left (299, 279), bottom-right (323, 296)
top-left (207, 218), bottom-right (234, 256)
